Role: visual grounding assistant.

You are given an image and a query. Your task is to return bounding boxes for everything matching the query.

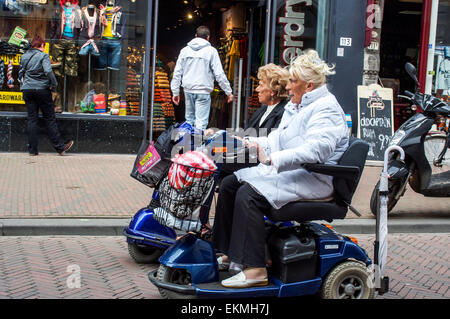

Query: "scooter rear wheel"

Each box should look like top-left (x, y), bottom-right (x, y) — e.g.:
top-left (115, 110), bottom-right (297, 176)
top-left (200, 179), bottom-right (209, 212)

top-left (128, 243), bottom-right (163, 264)
top-left (156, 265), bottom-right (197, 299)
top-left (321, 261), bottom-right (374, 299)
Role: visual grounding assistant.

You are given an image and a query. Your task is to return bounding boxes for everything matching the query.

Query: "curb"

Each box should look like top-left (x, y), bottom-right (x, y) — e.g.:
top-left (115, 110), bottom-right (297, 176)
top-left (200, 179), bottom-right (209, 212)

top-left (1, 218), bottom-right (450, 236)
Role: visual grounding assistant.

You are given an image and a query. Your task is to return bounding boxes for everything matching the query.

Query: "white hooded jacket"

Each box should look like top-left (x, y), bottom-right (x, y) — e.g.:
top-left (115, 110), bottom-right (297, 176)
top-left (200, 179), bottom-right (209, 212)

top-left (170, 37), bottom-right (232, 96)
top-left (234, 85), bottom-right (349, 209)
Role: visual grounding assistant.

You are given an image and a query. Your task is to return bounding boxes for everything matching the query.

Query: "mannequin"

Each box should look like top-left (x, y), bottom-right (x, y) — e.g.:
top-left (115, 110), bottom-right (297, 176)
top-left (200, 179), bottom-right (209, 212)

top-left (50, 0), bottom-right (82, 77)
top-left (79, 2), bottom-right (101, 57)
top-left (95, 0), bottom-right (126, 71)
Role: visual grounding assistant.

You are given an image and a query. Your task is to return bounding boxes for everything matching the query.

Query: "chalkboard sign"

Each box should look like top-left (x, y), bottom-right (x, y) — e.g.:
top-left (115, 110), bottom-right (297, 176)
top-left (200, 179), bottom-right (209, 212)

top-left (357, 84), bottom-right (394, 162)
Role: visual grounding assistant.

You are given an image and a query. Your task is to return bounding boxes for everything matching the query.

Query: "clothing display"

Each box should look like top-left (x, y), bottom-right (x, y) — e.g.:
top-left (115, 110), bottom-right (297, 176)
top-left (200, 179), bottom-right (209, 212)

top-left (99, 1), bottom-right (126, 39)
top-left (126, 68), bottom-right (140, 116)
top-left (0, 60), bottom-right (4, 87)
top-left (50, 1), bottom-right (82, 40)
top-left (94, 1), bottom-right (125, 70)
top-left (6, 60), bottom-right (14, 88)
top-left (247, 77), bottom-right (261, 119)
top-left (79, 6), bottom-right (101, 56)
top-left (0, 39), bottom-right (29, 55)
top-left (152, 67), bottom-right (175, 131)
top-left (52, 38), bottom-right (78, 77)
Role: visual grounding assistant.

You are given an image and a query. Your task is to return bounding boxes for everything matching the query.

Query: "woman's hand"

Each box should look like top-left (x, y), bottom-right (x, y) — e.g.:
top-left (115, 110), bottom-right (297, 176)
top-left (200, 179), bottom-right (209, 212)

top-left (245, 141), bottom-right (270, 165)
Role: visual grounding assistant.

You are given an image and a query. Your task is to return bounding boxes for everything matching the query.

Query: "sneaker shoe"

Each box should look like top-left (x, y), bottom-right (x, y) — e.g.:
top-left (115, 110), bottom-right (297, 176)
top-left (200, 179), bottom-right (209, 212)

top-left (58, 140), bottom-right (74, 156)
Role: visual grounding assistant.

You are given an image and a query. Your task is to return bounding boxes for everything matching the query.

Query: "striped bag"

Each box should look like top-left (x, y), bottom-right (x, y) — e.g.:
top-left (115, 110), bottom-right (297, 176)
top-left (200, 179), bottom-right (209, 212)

top-left (168, 151), bottom-right (217, 190)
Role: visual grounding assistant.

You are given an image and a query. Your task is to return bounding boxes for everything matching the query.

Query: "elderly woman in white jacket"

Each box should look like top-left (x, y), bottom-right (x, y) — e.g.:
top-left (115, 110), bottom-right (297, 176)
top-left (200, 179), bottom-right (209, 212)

top-left (212, 50), bottom-right (349, 289)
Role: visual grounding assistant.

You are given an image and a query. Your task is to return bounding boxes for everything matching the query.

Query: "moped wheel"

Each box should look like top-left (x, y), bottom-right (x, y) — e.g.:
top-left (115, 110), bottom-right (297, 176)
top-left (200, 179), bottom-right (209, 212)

top-left (156, 265), bottom-right (197, 299)
top-left (369, 180), bottom-right (402, 216)
top-left (128, 243), bottom-right (163, 264)
top-left (320, 261), bottom-right (374, 299)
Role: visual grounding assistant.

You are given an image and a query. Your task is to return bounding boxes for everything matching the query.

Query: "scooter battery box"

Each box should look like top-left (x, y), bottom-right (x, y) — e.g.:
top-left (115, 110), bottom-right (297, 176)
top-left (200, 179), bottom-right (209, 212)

top-left (267, 229), bottom-right (317, 283)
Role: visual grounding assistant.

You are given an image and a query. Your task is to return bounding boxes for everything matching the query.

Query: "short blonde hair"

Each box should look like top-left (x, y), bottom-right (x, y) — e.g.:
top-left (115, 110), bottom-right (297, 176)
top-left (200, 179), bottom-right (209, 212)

top-left (257, 63), bottom-right (290, 99)
top-left (289, 49), bottom-right (335, 88)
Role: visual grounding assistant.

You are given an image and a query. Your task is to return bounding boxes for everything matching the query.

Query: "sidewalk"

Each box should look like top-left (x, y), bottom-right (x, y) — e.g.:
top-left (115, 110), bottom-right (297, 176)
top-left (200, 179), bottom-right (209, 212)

top-left (0, 152), bottom-right (449, 234)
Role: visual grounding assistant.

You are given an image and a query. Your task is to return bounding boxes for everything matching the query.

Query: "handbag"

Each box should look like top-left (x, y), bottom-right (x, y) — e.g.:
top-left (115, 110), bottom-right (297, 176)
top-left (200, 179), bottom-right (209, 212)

top-left (131, 139), bottom-right (171, 188)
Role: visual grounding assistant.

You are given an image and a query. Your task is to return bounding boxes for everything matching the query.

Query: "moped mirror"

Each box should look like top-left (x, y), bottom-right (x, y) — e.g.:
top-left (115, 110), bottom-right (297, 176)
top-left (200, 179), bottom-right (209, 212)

top-left (405, 62), bottom-right (420, 90)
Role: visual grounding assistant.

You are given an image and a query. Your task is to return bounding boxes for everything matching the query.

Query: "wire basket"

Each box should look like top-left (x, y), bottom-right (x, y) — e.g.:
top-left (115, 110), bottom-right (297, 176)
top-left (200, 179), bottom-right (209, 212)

top-left (153, 163), bottom-right (216, 233)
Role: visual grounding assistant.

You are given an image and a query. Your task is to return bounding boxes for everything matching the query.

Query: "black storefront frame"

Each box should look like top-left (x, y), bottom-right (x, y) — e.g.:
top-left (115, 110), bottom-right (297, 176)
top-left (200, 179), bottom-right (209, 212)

top-left (0, 1), bottom-right (155, 155)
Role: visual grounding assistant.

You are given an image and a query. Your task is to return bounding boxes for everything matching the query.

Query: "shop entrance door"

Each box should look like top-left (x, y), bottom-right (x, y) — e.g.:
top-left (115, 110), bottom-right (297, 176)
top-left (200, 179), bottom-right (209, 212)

top-left (147, 0), bottom-right (266, 138)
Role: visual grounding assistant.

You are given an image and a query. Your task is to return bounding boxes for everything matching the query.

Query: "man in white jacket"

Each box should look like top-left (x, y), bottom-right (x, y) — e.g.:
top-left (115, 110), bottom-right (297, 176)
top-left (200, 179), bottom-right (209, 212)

top-left (171, 26), bottom-right (233, 130)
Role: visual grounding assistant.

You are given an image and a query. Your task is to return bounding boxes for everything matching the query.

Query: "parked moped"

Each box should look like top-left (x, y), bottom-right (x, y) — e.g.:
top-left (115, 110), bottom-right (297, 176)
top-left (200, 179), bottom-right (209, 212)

top-left (370, 63), bottom-right (450, 215)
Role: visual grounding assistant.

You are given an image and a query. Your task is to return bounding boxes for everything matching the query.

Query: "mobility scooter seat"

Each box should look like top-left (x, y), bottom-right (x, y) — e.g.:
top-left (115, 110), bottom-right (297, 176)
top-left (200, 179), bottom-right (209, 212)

top-left (266, 137), bottom-right (369, 223)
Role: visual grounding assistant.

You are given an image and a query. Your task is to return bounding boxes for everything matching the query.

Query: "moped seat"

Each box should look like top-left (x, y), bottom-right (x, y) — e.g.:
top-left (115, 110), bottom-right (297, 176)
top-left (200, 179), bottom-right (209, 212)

top-left (266, 137), bottom-right (369, 223)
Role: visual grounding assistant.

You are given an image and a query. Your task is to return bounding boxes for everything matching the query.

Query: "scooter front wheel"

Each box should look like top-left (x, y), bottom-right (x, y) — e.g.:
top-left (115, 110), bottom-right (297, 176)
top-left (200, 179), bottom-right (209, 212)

top-left (128, 243), bottom-right (163, 264)
top-left (156, 265), bottom-right (197, 299)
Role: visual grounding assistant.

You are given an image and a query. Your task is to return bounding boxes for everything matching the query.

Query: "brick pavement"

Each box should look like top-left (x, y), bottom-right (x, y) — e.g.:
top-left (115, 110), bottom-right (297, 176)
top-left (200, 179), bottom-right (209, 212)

top-left (0, 152), bottom-right (449, 219)
top-left (0, 234), bottom-right (448, 299)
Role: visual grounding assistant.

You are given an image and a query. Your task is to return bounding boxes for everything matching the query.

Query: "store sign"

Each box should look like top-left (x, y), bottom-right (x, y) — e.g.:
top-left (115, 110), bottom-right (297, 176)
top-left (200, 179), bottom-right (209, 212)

top-left (279, 0), bottom-right (312, 64)
top-left (357, 84), bottom-right (394, 161)
top-left (0, 54), bottom-right (21, 66)
top-left (0, 92), bottom-right (25, 104)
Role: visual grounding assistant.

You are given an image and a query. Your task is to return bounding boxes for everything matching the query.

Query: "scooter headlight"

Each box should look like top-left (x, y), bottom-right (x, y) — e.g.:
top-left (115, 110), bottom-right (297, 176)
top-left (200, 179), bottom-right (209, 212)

top-left (389, 129), bottom-right (406, 146)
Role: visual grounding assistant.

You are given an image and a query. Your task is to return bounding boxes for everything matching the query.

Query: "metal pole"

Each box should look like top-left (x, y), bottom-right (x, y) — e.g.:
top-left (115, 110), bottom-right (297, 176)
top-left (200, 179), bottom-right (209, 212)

top-left (63, 75), bottom-right (67, 112)
top-left (264, 0), bottom-right (271, 65)
top-left (231, 62), bottom-right (239, 130)
top-left (243, 7), bottom-right (254, 129)
top-left (236, 58), bottom-right (243, 131)
top-left (149, 0), bottom-right (159, 141)
top-left (88, 52), bottom-right (91, 92)
top-left (425, 0), bottom-right (438, 94)
top-left (142, 0), bottom-right (154, 140)
top-left (269, 0), bottom-right (277, 63)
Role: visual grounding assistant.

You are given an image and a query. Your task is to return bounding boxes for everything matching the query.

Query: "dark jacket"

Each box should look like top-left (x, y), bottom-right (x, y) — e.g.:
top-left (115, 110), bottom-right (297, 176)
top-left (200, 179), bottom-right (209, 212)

top-left (18, 48), bottom-right (58, 91)
top-left (245, 99), bottom-right (288, 136)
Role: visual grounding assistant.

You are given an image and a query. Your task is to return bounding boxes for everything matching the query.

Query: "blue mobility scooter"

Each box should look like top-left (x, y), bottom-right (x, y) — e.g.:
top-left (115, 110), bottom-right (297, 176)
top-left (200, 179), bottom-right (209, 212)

top-left (148, 136), bottom-right (390, 299)
top-left (123, 123), bottom-right (245, 264)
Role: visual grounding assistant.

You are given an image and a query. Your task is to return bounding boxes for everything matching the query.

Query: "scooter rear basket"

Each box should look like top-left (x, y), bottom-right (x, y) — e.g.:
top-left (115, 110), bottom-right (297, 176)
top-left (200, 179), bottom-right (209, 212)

top-left (153, 163), bottom-right (216, 232)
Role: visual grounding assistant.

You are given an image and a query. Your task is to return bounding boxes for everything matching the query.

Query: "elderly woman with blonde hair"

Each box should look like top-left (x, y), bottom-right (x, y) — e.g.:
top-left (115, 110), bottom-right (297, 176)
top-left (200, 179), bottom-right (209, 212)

top-left (212, 50), bottom-right (350, 288)
top-left (215, 63), bottom-right (290, 179)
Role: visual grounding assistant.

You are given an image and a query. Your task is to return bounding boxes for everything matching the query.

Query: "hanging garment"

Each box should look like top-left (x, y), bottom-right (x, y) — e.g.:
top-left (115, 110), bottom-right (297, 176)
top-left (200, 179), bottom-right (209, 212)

top-left (79, 7), bottom-right (101, 56)
top-left (227, 39), bottom-right (240, 81)
top-left (0, 60), bottom-right (4, 88)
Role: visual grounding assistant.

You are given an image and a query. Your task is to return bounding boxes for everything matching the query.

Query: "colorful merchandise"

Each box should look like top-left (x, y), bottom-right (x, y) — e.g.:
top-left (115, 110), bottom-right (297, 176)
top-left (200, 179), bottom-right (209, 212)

top-left (93, 93), bottom-right (106, 113)
top-left (7, 60), bottom-right (14, 88)
top-left (8, 26), bottom-right (27, 47)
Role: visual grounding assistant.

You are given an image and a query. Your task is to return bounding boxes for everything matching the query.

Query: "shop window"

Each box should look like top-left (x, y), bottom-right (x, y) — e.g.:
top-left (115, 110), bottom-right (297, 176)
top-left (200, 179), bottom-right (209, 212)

top-left (274, 0), bottom-right (329, 66)
top-left (431, 0), bottom-right (449, 102)
top-left (0, 0), bottom-right (148, 117)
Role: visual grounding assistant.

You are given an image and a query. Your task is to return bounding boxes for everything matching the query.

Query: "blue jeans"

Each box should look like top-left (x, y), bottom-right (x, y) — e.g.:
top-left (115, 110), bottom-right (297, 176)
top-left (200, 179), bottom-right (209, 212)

top-left (79, 42), bottom-right (100, 56)
top-left (184, 92), bottom-right (211, 130)
top-left (95, 38), bottom-right (122, 70)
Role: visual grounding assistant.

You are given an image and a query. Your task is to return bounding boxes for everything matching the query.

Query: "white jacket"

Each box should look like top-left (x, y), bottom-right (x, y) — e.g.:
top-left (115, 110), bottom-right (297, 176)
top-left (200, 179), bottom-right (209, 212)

top-left (170, 38), bottom-right (232, 96)
top-left (235, 85), bottom-right (349, 209)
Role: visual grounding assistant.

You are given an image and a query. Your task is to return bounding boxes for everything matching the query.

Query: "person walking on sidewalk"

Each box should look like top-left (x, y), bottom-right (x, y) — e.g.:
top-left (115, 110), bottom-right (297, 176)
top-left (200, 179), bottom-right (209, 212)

top-left (170, 26), bottom-right (233, 130)
top-left (19, 35), bottom-right (74, 156)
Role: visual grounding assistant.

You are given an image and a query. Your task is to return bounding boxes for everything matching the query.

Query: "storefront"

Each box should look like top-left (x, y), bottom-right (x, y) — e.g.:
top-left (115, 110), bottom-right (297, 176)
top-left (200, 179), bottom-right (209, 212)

top-left (374, 0), bottom-right (449, 130)
top-left (0, 0), bottom-right (150, 153)
top-left (0, 0), bottom-right (369, 153)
